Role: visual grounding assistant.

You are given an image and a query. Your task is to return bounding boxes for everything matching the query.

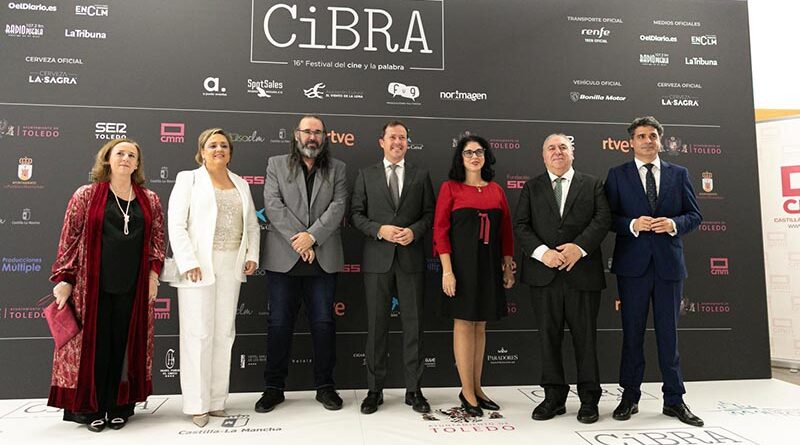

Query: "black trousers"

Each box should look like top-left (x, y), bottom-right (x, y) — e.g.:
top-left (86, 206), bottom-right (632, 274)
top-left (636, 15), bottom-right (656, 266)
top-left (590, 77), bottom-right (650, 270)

top-left (532, 274), bottom-right (602, 405)
top-left (91, 289), bottom-right (136, 420)
top-left (363, 259), bottom-right (425, 393)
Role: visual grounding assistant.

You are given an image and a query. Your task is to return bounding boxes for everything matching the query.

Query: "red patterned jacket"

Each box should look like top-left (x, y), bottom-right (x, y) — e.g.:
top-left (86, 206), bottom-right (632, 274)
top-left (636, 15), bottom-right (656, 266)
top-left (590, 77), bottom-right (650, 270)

top-left (48, 181), bottom-right (165, 412)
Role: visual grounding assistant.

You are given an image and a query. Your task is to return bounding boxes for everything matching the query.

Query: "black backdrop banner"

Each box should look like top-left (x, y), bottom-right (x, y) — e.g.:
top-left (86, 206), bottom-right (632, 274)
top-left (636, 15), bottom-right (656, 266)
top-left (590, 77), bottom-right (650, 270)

top-left (0, 0), bottom-right (769, 398)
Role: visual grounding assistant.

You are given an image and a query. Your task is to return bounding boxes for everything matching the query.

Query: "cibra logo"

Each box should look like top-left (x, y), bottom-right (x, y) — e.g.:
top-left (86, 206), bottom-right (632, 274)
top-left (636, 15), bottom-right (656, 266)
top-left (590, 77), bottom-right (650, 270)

top-left (203, 76), bottom-right (227, 96)
top-left (250, 0), bottom-right (444, 70)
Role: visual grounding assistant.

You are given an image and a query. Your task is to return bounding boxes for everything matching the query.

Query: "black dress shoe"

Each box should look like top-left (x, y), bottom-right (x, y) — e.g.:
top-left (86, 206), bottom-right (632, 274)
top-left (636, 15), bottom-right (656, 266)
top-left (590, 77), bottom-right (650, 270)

top-left (577, 404), bottom-right (599, 424)
top-left (405, 390), bottom-right (431, 413)
top-left (612, 399), bottom-right (638, 420)
top-left (316, 387), bottom-right (343, 410)
top-left (360, 391), bottom-right (383, 414)
top-left (476, 394), bottom-right (500, 411)
top-left (458, 392), bottom-right (484, 417)
top-left (107, 416), bottom-right (128, 430)
top-left (255, 388), bottom-right (285, 413)
top-left (87, 418), bottom-right (106, 433)
top-left (532, 399), bottom-right (566, 420)
top-left (663, 403), bottom-right (704, 427)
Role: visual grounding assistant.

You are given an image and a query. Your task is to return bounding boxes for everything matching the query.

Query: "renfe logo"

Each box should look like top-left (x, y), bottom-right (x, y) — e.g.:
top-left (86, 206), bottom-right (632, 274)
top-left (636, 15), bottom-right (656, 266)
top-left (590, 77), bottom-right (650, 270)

top-left (781, 165), bottom-right (800, 214)
top-left (251, 0), bottom-right (444, 70)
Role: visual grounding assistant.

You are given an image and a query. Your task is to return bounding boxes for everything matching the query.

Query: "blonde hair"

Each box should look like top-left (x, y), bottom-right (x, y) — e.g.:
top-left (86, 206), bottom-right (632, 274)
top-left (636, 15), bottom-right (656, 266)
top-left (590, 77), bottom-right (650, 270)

top-left (195, 128), bottom-right (234, 165)
top-left (90, 138), bottom-right (145, 185)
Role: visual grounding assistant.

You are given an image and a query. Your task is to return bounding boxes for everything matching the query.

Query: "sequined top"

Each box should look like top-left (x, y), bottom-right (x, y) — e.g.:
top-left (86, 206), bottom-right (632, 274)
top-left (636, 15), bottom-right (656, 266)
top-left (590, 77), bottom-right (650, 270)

top-left (213, 188), bottom-right (243, 251)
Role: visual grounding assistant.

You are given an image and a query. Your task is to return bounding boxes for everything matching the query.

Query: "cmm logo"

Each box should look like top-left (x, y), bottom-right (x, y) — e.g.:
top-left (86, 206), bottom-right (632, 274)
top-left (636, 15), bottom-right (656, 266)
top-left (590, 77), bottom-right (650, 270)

top-left (251, 0), bottom-right (444, 70)
top-left (781, 166), bottom-right (800, 214)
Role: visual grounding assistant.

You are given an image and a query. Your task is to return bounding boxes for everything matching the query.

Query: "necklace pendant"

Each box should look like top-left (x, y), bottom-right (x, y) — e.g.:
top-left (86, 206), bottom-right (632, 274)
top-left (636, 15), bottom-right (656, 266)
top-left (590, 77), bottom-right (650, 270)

top-left (123, 214), bottom-right (130, 236)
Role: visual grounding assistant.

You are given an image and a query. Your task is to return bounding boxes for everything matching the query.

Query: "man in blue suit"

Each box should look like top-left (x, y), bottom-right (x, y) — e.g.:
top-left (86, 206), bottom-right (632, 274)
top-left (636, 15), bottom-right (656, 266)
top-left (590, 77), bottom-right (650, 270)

top-left (605, 116), bottom-right (704, 427)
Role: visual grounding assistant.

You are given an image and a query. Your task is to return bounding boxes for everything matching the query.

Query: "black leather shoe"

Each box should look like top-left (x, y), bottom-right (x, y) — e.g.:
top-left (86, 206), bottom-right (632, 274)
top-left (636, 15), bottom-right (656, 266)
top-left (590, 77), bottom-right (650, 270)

top-left (107, 416), bottom-right (128, 430)
top-left (459, 392), bottom-right (484, 417)
top-left (532, 399), bottom-right (566, 420)
top-left (87, 418), bottom-right (106, 433)
top-left (612, 399), bottom-right (638, 420)
top-left (476, 394), bottom-right (500, 411)
top-left (360, 391), bottom-right (383, 414)
top-left (577, 404), bottom-right (599, 424)
top-left (255, 388), bottom-right (285, 413)
top-left (316, 388), bottom-right (343, 410)
top-left (663, 403), bottom-right (704, 427)
top-left (405, 390), bottom-right (431, 413)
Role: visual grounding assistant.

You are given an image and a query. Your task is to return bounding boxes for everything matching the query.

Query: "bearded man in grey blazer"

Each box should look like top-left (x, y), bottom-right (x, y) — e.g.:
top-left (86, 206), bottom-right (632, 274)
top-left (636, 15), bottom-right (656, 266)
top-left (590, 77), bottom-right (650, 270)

top-left (350, 121), bottom-right (435, 414)
top-left (255, 115), bottom-right (348, 413)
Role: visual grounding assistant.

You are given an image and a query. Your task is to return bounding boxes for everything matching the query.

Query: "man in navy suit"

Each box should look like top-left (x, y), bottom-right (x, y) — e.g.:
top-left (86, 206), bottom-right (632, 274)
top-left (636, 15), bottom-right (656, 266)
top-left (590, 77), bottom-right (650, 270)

top-left (605, 116), bottom-right (704, 427)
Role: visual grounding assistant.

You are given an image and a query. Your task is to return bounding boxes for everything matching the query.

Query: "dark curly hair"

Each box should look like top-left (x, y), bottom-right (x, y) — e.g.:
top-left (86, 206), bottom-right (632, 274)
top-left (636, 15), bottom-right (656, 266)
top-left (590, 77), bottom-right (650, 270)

top-left (448, 134), bottom-right (495, 182)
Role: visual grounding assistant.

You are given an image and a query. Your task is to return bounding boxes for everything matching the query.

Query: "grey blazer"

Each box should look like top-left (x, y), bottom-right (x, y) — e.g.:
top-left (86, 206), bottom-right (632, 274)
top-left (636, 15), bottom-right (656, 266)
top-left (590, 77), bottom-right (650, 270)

top-left (261, 154), bottom-right (347, 273)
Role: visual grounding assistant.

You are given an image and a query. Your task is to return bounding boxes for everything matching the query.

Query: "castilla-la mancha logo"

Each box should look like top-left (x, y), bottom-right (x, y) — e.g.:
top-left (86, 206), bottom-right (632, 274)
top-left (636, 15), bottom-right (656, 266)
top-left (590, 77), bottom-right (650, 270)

top-left (781, 165), bottom-right (800, 214)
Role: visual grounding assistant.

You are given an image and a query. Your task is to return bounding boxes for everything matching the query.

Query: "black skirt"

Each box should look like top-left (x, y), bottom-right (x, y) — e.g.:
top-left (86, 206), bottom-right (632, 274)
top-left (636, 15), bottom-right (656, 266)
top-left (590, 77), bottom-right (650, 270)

top-left (440, 208), bottom-right (507, 321)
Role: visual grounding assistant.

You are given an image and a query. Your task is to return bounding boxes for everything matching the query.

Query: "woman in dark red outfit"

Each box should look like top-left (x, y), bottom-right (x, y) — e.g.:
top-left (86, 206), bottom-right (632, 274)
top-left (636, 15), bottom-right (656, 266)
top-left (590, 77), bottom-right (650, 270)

top-left (433, 134), bottom-right (515, 416)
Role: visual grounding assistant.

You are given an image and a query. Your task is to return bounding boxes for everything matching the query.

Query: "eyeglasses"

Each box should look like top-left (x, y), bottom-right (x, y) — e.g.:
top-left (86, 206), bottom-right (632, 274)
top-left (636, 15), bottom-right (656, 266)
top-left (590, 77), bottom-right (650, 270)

top-left (462, 149), bottom-right (485, 158)
top-left (296, 129), bottom-right (325, 138)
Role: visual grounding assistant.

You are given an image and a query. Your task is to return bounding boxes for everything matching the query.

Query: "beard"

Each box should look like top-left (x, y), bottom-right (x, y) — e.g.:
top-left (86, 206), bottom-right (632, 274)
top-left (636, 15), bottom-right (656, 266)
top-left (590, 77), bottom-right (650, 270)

top-left (299, 140), bottom-right (321, 158)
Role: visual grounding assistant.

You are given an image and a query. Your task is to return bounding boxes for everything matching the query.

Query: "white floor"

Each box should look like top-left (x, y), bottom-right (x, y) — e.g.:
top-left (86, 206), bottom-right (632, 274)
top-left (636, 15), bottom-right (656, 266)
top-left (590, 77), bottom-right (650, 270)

top-left (1, 380), bottom-right (798, 445)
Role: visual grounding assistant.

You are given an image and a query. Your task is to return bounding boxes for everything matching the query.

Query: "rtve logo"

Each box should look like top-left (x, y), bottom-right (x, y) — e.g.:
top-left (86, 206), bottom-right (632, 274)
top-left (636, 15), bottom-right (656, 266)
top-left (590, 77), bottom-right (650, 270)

top-left (782, 166), bottom-right (800, 214)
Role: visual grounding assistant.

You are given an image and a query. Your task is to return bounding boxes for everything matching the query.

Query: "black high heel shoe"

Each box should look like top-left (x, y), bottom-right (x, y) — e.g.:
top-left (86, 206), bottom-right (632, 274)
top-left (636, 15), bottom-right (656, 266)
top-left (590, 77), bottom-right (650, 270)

top-left (459, 392), bottom-right (484, 417)
top-left (476, 394), bottom-right (500, 411)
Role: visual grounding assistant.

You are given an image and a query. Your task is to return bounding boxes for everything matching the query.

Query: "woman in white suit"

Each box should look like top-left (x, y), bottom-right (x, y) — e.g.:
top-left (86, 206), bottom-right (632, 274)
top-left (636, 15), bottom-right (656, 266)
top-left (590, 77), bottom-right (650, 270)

top-left (167, 128), bottom-right (260, 427)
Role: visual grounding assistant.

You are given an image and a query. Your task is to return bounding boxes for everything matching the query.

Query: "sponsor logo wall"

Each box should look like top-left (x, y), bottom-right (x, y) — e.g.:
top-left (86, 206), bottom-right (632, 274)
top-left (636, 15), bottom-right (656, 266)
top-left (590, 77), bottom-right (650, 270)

top-left (0, 0), bottom-right (768, 398)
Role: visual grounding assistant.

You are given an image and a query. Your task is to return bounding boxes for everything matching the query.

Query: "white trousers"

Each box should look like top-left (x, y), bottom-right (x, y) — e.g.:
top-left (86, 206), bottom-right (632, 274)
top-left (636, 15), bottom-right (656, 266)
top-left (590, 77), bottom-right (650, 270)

top-left (178, 249), bottom-right (242, 414)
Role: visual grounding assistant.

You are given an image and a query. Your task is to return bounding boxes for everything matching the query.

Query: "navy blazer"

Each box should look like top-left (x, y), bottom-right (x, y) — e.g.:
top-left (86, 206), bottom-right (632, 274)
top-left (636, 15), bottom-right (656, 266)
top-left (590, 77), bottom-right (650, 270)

top-left (604, 159), bottom-right (701, 280)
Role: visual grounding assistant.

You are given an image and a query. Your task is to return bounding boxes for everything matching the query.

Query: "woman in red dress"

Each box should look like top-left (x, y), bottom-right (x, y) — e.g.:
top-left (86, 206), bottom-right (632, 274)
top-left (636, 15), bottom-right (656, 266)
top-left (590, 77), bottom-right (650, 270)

top-left (49, 138), bottom-right (165, 432)
top-left (433, 134), bottom-right (515, 416)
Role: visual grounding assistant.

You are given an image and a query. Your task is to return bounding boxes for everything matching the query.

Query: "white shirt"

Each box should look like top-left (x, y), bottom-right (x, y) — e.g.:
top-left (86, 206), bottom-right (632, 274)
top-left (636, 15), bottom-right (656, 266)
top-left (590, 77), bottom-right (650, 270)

top-left (532, 168), bottom-right (587, 262)
top-left (630, 156), bottom-right (677, 236)
top-left (383, 158), bottom-right (405, 196)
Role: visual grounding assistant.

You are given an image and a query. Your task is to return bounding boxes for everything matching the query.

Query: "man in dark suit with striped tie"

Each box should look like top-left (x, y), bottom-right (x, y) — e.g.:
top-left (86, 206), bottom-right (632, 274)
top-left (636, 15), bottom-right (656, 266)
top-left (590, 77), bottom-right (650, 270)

top-left (350, 120), bottom-right (435, 414)
top-left (604, 116), bottom-right (703, 427)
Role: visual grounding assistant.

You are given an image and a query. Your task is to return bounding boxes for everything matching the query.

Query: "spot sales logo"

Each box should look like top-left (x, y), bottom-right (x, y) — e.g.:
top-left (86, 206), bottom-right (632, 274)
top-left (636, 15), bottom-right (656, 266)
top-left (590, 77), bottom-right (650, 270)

top-left (246, 78), bottom-right (284, 98)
